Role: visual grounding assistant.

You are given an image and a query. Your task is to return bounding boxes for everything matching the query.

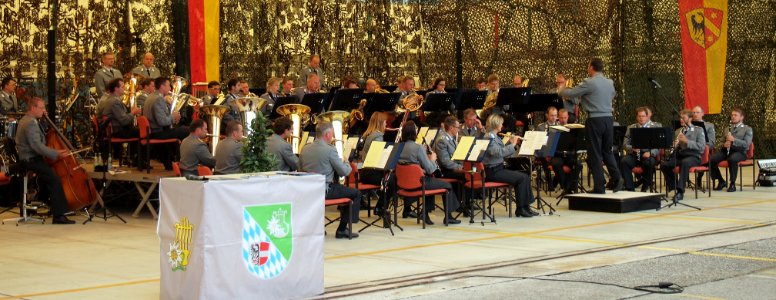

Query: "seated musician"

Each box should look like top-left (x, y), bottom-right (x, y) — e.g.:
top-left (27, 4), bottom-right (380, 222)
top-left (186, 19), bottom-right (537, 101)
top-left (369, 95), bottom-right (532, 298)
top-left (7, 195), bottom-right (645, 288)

top-left (214, 122), bottom-right (244, 175)
top-left (692, 105), bottom-right (716, 186)
top-left (293, 73), bottom-right (321, 102)
top-left (15, 98), bottom-right (74, 224)
top-left (238, 80), bottom-right (251, 97)
top-left (433, 115), bottom-right (468, 212)
top-left (364, 79), bottom-right (378, 94)
top-left (474, 77), bottom-right (487, 91)
top-left (620, 106), bottom-right (661, 192)
top-left (460, 108), bottom-right (485, 138)
top-left (512, 74), bottom-right (525, 87)
top-left (260, 77), bottom-right (282, 116)
top-left (0, 77), bottom-right (20, 116)
top-left (710, 107), bottom-right (753, 192)
top-left (267, 117), bottom-right (298, 171)
top-left (428, 78), bottom-right (447, 94)
top-left (397, 121), bottom-right (460, 225)
top-left (222, 78), bottom-right (242, 126)
top-left (483, 114), bottom-right (538, 217)
top-left (536, 107), bottom-right (570, 191)
top-left (392, 75), bottom-right (424, 127)
top-left (179, 119), bottom-right (215, 177)
top-left (204, 81), bottom-right (221, 105)
top-left (136, 78), bottom-right (155, 109)
top-left (299, 121), bottom-right (361, 239)
top-left (549, 109), bottom-right (578, 194)
top-left (660, 109), bottom-right (705, 201)
top-left (480, 74), bottom-right (517, 133)
top-left (341, 77), bottom-right (358, 89)
top-left (96, 78), bottom-right (141, 164)
top-left (358, 112), bottom-right (389, 215)
top-left (281, 77), bottom-right (295, 97)
top-left (142, 76), bottom-right (189, 170)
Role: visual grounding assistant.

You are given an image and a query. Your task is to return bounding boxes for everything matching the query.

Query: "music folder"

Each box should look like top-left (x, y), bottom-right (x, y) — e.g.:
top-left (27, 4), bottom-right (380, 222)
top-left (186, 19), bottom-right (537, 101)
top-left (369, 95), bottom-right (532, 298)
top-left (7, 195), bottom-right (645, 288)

top-left (362, 141), bottom-right (401, 170)
top-left (421, 93), bottom-right (454, 112)
top-left (301, 93), bottom-right (329, 114)
top-left (452, 136), bottom-right (491, 162)
top-left (458, 89), bottom-right (487, 110)
top-left (328, 88), bottom-right (364, 111)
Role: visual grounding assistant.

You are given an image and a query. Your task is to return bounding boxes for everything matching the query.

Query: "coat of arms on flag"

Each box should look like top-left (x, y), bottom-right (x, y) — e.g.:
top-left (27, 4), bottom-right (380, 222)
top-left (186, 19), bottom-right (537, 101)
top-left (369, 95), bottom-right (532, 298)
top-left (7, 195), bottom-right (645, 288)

top-left (242, 203), bottom-right (293, 279)
top-left (685, 8), bottom-right (724, 49)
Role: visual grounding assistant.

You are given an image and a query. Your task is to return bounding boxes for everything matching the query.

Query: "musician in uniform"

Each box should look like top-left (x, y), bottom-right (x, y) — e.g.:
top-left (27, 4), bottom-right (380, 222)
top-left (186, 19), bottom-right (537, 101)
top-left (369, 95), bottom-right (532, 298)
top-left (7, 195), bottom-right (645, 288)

top-left (555, 74), bottom-right (579, 123)
top-left (434, 116), bottom-right (468, 212)
top-left (222, 79), bottom-right (242, 126)
top-left (428, 78), bottom-right (447, 94)
top-left (536, 107), bottom-right (563, 190)
top-left (205, 81), bottom-right (221, 105)
top-left (620, 107), bottom-right (661, 192)
top-left (341, 77), bottom-right (358, 89)
top-left (557, 58), bottom-right (623, 194)
top-left (96, 78), bottom-right (141, 164)
top-left (94, 52), bottom-right (123, 98)
top-left (267, 117), bottom-right (298, 171)
top-left (460, 108), bottom-right (485, 138)
top-left (293, 73), bottom-right (321, 102)
top-left (692, 105), bottom-right (716, 186)
top-left (512, 75), bottom-right (525, 87)
top-left (483, 114), bottom-right (538, 217)
top-left (260, 77), bottom-right (281, 116)
top-left (364, 79), bottom-right (378, 94)
top-left (179, 119), bottom-right (215, 177)
top-left (281, 77), bottom-right (295, 97)
top-left (299, 121), bottom-right (361, 239)
top-left (660, 109), bottom-right (705, 201)
top-left (214, 122), bottom-right (244, 175)
top-left (474, 77), bottom-right (487, 91)
top-left (15, 98), bottom-right (74, 224)
top-left (136, 78), bottom-right (155, 109)
top-left (549, 109), bottom-right (579, 194)
top-left (0, 78), bottom-right (19, 115)
top-left (479, 74), bottom-right (500, 125)
top-left (298, 54), bottom-right (323, 88)
top-left (131, 52), bottom-right (161, 79)
top-left (397, 121), bottom-right (460, 225)
top-left (358, 112), bottom-right (390, 215)
top-left (142, 77), bottom-right (188, 170)
top-left (710, 107), bottom-right (753, 192)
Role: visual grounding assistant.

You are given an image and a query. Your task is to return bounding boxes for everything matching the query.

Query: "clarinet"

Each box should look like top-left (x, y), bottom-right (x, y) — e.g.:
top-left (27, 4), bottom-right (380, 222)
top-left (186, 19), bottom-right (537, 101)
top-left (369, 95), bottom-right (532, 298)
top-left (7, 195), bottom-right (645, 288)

top-left (725, 123), bottom-right (733, 155)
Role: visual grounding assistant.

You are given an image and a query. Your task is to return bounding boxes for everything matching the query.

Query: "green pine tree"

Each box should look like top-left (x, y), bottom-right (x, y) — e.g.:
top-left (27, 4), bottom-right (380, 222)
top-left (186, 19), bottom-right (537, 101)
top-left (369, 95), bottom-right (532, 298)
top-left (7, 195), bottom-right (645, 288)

top-left (240, 112), bottom-right (277, 172)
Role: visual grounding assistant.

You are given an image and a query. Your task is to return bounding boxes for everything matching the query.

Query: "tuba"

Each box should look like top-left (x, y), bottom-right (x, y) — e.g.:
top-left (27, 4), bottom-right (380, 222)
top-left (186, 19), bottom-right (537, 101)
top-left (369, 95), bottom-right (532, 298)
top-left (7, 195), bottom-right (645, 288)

top-left (199, 105), bottom-right (230, 155)
top-left (276, 103), bottom-right (312, 154)
top-left (169, 76), bottom-right (188, 114)
top-left (235, 94), bottom-right (266, 135)
top-left (318, 111), bottom-right (351, 160)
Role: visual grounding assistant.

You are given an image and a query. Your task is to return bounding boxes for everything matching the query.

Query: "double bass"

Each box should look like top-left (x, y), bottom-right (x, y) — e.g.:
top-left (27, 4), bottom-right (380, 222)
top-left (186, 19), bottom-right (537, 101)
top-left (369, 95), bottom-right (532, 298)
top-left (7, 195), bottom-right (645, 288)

top-left (43, 115), bottom-right (98, 211)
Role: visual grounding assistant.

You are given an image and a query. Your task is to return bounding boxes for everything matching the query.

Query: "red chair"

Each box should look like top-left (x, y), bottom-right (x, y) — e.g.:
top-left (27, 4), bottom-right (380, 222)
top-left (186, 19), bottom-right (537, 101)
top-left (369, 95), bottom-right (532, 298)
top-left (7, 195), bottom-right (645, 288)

top-left (346, 162), bottom-right (380, 218)
top-left (172, 162), bottom-right (182, 177)
top-left (197, 166), bottom-right (213, 176)
top-left (104, 117), bottom-right (140, 167)
top-left (717, 143), bottom-right (756, 191)
top-left (463, 161), bottom-right (513, 219)
top-left (395, 164), bottom-right (449, 228)
top-left (673, 146), bottom-right (711, 198)
top-left (136, 116), bottom-right (179, 173)
top-left (324, 198), bottom-right (353, 239)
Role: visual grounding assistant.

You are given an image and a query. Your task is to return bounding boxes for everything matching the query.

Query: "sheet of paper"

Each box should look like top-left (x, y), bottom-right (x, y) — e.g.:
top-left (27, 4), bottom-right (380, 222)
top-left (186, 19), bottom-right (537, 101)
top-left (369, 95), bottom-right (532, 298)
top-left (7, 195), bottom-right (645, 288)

top-left (467, 139), bottom-right (491, 161)
top-left (452, 136), bottom-right (475, 161)
top-left (377, 145), bottom-right (394, 169)
top-left (363, 141), bottom-right (387, 168)
top-left (425, 128), bottom-right (439, 146)
top-left (518, 131), bottom-right (548, 156)
top-left (565, 124), bottom-right (585, 129)
top-left (416, 127), bottom-right (429, 144)
top-left (550, 125), bottom-right (570, 132)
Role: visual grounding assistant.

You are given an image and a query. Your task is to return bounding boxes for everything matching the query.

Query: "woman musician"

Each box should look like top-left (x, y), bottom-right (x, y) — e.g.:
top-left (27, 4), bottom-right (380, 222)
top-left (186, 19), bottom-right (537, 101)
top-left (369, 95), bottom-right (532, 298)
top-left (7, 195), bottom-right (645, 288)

top-left (482, 114), bottom-right (538, 218)
top-left (358, 112), bottom-right (391, 216)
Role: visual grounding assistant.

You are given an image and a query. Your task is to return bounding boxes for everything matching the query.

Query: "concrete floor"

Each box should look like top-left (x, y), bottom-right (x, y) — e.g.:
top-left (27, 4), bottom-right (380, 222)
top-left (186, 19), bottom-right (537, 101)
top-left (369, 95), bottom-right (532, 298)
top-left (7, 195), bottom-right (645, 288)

top-left (0, 172), bottom-right (774, 299)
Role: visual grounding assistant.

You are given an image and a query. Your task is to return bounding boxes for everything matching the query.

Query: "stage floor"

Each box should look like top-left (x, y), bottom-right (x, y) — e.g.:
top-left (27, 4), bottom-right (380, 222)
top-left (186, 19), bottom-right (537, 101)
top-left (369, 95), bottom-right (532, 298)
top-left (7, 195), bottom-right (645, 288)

top-left (0, 168), bottom-right (775, 299)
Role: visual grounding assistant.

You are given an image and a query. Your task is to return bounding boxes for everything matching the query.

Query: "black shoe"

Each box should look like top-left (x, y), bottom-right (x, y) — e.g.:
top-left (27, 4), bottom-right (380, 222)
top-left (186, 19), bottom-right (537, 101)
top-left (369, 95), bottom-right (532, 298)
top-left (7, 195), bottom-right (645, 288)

top-left (374, 207), bottom-right (385, 216)
top-left (714, 180), bottom-right (727, 191)
top-left (517, 209), bottom-right (534, 218)
top-left (402, 211), bottom-right (418, 219)
top-left (727, 185), bottom-right (736, 192)
top-left (52, 215), bottom-right (75, 224)
top-left (613, 179), bottom-right (624, 193)
top-left (444, 215), bottom-right (461, 224)
top-left (672, 192), bottom-right (684, 201)
top-left (423, 215), bottom-right (434, 225)
top-left (640, 185), bottom-right (649, 193)
top-left (634, 179), bottom-right (644, 189)
top-left (335, 230), bottom-right (359, 239)
top-left (525, 207), bottom-right (540, 216)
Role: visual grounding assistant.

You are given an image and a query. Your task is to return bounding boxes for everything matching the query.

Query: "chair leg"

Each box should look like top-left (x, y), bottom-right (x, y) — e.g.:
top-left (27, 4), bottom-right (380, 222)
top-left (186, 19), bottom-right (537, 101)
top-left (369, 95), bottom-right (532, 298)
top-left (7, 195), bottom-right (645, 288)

top-left (348, 201), bottom-right (353, 240)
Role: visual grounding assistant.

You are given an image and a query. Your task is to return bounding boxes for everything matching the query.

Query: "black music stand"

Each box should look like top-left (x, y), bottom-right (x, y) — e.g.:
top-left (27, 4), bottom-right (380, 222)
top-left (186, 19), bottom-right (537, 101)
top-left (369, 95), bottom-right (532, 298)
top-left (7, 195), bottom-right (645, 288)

top-left (533, 130), bottom-right (561, 215)
top-left (360, 142), bottom-right (403, 235)
top-left (301, 93), bottom-right (329, 115)
top-left (328, 88), bottom-right (364, 111)
top-left (382, 85), bottom-right (398, 92)
top-left (496, 87), bottom-right (531, 114)
top-left (269, 96), bottom-right (299, 120)
top-left (553, 129), bottom-right (586, 203)
top-left (421, 93), bottom-right (455, 126)
top-left (363, 92), bottom-right (400, 121)
top-left (453, 138), bottom-right (494, 225)
top-left (457, 89), bottom-right (487, 115)
top-left (529, 94), bottom-right (564, 112)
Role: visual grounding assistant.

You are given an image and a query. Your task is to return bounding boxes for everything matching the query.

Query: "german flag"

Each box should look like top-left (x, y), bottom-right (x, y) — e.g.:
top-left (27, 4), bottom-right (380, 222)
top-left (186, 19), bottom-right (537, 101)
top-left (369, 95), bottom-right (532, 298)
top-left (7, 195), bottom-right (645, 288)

top-left (679, 0), bottom-right (728, 114)
top-left (188, 0), bottom-right (220, 83)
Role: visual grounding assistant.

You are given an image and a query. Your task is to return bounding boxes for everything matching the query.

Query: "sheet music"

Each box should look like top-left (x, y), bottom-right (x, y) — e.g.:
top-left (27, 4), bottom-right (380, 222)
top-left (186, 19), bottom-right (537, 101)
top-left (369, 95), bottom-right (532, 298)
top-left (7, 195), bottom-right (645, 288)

top-left (343, 137), bottom-right (360, 161)
top-left (416, 127), bottom-right (429, 144)
top-left (452, 136), bottom-right (475, 161)
top-left (518, 131), bottom-right (548, 156)
top-left (425, 128), bottom-right (439, 146)
top-left (549, 125), bottom-right (570, 132)
top-left (377, 145), bottom-right (394, 168)
top-left (467, 139), bottom-right (490, 161)
top-left (565, 124), bottom-right (585, 129)
top-left (363, 141), bottom-right (387, 168)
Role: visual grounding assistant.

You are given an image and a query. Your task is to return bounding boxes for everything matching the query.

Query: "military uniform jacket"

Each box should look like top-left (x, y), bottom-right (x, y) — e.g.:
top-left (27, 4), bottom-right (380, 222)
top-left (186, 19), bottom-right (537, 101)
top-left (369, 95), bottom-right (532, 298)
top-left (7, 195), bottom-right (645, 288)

top-left (675, 124), bottom-right (705, 159)
top-left (268, 134), bottom-right (298, 171)
top-left (483, 132), bottom-right (517, 168)
top-left (434, 131), bottom-right (463, 171)
top-left (298, 66), bottom-right (323, 87)
top-left (723, 122), bottom-right (753, 153)
top-left (460, 126), bottom-right (484, 138)
top-left (0, 91), bottom-right (19, 114)
top-left (214, 138), bottom-right (244, 174)
top-left (360, 131), bottom-right (384, 161)
top-left (131, 65), bottom-right (161, 79)
top-left (143, 92), bottom-right (173, 131)
top-left (97, 94), bottom-right (134, 130)
top-left (300, 139), bottom-right (351, 183)
top-left (15, 115), bottom-right (58, 161)
top-left (558, 73), bottom-right (616, 118)
top-left (94, 66), bottom-right (122, 97)
top-left (222, 93), bottom-right (241, 124)
top-left (703, 122), bottom-right (716, 149)
top-left (624, 120), bottom-right (662, 157)
top-left (259, 92), bottom-right (279, 116)
top-left (398, 141), bottom-right (438, 175)
top-left (180, 135), bottom-right (216, 172)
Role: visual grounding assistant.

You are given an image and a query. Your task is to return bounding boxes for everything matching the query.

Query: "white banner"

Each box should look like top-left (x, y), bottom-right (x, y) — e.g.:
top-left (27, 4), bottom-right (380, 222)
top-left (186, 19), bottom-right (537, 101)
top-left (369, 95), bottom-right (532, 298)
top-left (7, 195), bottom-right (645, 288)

top-left (158, 173), bottom-right (325, 299)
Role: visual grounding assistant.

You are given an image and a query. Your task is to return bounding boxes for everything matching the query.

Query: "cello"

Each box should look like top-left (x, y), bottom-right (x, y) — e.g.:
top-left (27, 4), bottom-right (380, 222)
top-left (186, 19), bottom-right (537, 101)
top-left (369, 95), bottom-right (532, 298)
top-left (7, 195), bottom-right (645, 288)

top-left (43, 115), bottom-right (98, 211)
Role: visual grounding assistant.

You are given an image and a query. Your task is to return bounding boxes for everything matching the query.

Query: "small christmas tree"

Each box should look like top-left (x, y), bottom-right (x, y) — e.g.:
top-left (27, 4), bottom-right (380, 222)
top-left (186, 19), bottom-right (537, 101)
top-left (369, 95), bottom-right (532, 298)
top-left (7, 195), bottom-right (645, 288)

top-left (240, 112), bottom-right (277, 172)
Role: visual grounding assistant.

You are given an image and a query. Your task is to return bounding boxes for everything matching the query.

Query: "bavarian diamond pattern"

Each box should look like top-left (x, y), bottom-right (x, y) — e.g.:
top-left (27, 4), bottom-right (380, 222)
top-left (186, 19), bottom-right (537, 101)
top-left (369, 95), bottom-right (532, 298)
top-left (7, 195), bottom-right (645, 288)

top-left (242, 210), bottom-right (288, 279)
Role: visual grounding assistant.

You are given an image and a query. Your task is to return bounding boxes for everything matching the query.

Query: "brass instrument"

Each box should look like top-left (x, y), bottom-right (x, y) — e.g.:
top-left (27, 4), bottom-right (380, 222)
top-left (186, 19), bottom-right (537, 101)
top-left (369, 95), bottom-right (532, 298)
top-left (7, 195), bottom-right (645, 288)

top-left (235, 95), bottom-right (267, 134)
top-left (522, 78), bottom-right (530, 87)
top-left (122, 73), bottom-right (143, 107)
top-left (276, 103), bottom-right (312, 154)
top-left (565, 78), bottom-right (574, 88)
top-left (169, 76), bottom-right (188, 114)
top-left (394, 92), bottom-right (425, 142)
top-left (349, 99), bottom-right (367, 123)
top-left (318, 110), bottom-right (351, 160)
top-left (481, 90), bottom-right (498, 119)
top-left (199, 105), bottom-right (230, 155)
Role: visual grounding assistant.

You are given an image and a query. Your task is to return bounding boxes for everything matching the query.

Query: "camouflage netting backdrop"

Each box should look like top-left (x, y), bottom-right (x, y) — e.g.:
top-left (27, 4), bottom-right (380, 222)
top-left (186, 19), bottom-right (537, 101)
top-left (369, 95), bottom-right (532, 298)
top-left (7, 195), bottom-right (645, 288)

top-left (0, 0), bottom-right (773, 156)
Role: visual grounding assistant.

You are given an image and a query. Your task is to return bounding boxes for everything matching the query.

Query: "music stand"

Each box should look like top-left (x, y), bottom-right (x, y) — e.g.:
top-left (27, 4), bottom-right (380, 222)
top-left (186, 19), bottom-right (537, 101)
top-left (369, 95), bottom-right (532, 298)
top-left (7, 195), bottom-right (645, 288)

top-left (496, 87), bottom-right (531, 113)
top-left (457, 89), bottom-right (487, 113)
top-left (361, 141), bottom-right (404, 234)
top-left (363, 92), bottom-right (400, 121)
top-left (452, 137), bottom-right (494, 225)
top-left (382, 85), bottom-right (398, 92)
top-left (553, 129), bottom-right (586, 203)
top-left (613, 125), bottom-right (627, 149)
top-left (529, 94), bottom-right (564, 112)
top-left (421, 93), bottom-right (454, 112)
top-left (328, 88), bottom-right (364, 111)
top-left (301, 93), bottom-right (329, 115)
top-left (269, 96), bottom-right (299, 120)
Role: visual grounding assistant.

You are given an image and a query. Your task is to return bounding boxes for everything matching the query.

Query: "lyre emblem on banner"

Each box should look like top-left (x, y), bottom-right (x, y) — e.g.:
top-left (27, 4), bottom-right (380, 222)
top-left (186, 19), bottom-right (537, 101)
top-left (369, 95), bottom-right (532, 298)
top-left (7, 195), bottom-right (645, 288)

top-left (685, 8), bottom-right (724, 49)
top-left (168, 217), bottom-right (194, 271)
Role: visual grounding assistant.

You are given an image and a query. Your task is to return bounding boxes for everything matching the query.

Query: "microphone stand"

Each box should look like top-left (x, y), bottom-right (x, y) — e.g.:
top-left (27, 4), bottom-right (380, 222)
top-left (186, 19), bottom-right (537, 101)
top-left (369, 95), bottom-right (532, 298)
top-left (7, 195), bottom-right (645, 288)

top-left (650, 81), bottom-right (680, 119)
